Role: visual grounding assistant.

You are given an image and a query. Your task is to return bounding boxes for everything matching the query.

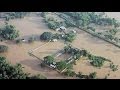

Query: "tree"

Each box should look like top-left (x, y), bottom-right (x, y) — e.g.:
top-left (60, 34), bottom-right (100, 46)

top-left (30, 74), bottom-right (47, 79)
top-left (63, 69), bottom-right (76, 77)
top-left (88, 72), bottom-right (97, 79)
top-left (16, 39), bottom-right (22, 44)
top-left (1, 24), bottom-right (19, 40)
top-left (56, 61), bottom-right (67, 71)
top-left (47, 21), bottom-right (58, 30)
top-left (64, 44), bottom-right (72, 53)
top-left (64, 32), bottom-right (76, 42)
top-left (0, 45), bottom-right (8, 53)
top-left (40, 32), bottom-right (53, 41)
top-left (0, 56), bottom-right (46, 79)
top-left (109, 29), bottom-right (117, 36)
top-left (28, 36), bottom-right (36, 43)
top-left (90, 56), bottom-right (105, 67)
top-left (43, 55), bottom-right (54, 65)
top-left (109, 62), bottom-right (118, 71)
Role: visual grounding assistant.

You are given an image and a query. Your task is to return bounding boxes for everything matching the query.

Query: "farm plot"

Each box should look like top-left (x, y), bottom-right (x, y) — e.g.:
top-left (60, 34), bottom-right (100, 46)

top-left (30, 41), bottom-right (64, 60)
top-left (72, 57), bottom-right (111, 79)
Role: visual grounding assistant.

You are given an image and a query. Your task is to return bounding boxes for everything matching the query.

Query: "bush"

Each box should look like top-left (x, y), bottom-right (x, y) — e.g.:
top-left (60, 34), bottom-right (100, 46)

top-left (56, 61), bottom-right (67, 71)
top-left (76, 72), bottom-right (97, 79)
top-left (109, 62), bottom-right (118, 71)
top-left (16, 39), bottom-right (22, 44)
top-left (63, 69), bottom-right (76, 77)
top-left (64, 32), bottom-right (76, 42)
top-left (40, 32), bottom-right (53, 41)
top-left (76, 72), bottom-right (88, 79)
top-left (109, 29), bottom-right (117, 36)
top-left (43, 55), bottom-right (54, 65)
top-left (40, 62), bottom-right (46, 68)
top-left (87, 26), bottom-right (95, 32)
top-left (88, 72), bottom-right (97, 79)
top-left (64, 44), bottom-right (72, 53)
top-left (30, 74), bottom-right (47, 79)
top-left (47, 21), bottom-right (59, 30)
top-left (28, 36), bottom-right (35, 43)
top-left (90, 58), bottom-right (105, 67)
top-left (0, 45), bottom-right (8, 53)
top-left (0, 57), bottom-right (29, 79)
top-left (1, 24), bottom-right (19, 40)
top-left (4, 12), bottom-right (29, 20)
top-left (89, 55), bottom-right (105, 67)
top-left (53, 33), bottom-right (61, 39)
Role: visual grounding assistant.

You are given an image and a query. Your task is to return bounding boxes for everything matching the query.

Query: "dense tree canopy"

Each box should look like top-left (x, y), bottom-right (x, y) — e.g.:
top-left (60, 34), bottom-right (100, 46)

top-left (4, 12), bottom-right (29, 21)
top-left (0, 24), bottom-right (19, 40)
top-left (0, 45), bottom-right (8, 53)
top-left (0, 56), bottom-right (46, 79)
top-left (43, 55), bottom-right (54, 65)
top-left (40, 32), bottom-right (53, 41)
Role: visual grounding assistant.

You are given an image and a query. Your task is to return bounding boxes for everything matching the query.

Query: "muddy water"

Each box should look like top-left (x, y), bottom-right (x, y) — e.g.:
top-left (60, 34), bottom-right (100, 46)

top-left (0, 16), bottom-right (74, 79)
top-left (105, 12), bottom-right (120, 21)
top-left (1, 13), bottom-right (120, 78)
top-left (72, 28), bottom-right (120, 78)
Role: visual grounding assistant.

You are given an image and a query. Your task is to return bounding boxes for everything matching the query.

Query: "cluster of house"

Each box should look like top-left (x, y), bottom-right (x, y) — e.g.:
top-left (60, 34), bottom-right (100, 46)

top-left (51, 26), bottom-right (77, 42)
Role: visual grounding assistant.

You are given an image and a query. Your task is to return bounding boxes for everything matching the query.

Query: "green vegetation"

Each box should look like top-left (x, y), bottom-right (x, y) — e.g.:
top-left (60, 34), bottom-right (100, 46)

top-left (0, 56), bottom-right (46, 79)
top-left (89, 72), bottom-right (97, 79)
top-left (63, 69), bottom-right (76, 77)
top-left (5, 12), bottom-right (29, 21)
top-left (64, 44), bottom-right (110, 68)
top-left (88, 55), bottom-right (105, 67)
top-left (62, 12), bottom-right (120, 27)
top-left (40, 32), bottom-right (53, 41)
top-left (30, 74), bottom-right (47, 79)
top-left (41, 12), bottom-right (66, 30)
top-left (64, 32), bottom-right (76, 42)
top-left (87, 26), bottom-right (95, 32)
top-left (76, 72), bottom-right (97, 79)
top-left (0, 23), bottom-right (19, 40)
top-left (43, 55), bottom-right (55, 65)
top-left (56, 61), bottom-right (67, 71)
top-left (0, 45), bottom-right (8, 53)
top-left (40, 31), bottom-right (76, 42)
top-left (110, 62), bottom-right (118, 71)
top-left (16, 39), bottom-right (22, 44)
top-left (28, 36), bottom-right (36, 43)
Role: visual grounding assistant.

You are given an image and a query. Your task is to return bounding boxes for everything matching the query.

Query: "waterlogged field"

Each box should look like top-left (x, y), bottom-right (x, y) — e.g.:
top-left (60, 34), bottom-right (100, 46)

top-left (0, 12), bottom-right (120, 78)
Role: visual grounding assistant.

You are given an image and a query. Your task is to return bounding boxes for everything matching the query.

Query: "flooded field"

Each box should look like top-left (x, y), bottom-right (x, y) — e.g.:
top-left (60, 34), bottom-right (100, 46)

top-left (32, 41), bottom-right (64, 60)
top-left (105, 12), bottom-right (120, 21)
top-left (0, 15), bottom-right (73, 79)
top-left (71, 28), bottom-right (120, 78)
top-left (1, 12), bottom-right (120, 79)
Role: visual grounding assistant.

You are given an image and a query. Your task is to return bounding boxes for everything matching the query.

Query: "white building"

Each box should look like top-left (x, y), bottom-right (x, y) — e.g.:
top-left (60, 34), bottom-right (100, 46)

top-left (72, 30), bottom-right (77, 33)
top-left (52, 39), bottom-right (58, 42)
top-left (50, 64), bottom-right (56, 68)
top-left (60, 26), bottom-right (66, 31)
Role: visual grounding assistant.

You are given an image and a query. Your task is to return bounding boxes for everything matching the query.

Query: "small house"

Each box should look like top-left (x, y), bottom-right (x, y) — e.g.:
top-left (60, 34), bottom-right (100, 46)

top-left (21, 39), bottom-right (26, 42)
top-left (60, 26), bottom-right (66, 31)
top-left (72, 30), bottom-right (77, 33)
top-left (50, 64), bottom-right (56, 68)
top-left (55, 28), bottom-right (60, 31)
top-left (52, 39), bottom-right (58, 42)
top-left (61, 34), bottom-right (64, 37)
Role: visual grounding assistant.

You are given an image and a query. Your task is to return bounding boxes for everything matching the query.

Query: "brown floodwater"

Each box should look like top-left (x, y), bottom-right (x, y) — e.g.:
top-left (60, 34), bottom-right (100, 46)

top-left (1, 13), bottom-right (120, 78)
